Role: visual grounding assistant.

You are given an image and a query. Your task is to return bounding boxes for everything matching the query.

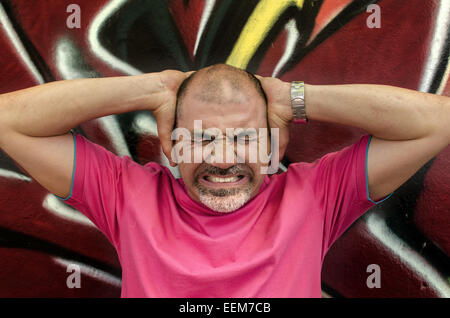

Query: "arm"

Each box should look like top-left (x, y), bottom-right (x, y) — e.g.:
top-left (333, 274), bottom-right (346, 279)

top-left (0, 71), bottom-right (187, 198)
top-left (305, 84), bottom-right (450, 141)
top-left (260, 78), bottom-right (450, 201)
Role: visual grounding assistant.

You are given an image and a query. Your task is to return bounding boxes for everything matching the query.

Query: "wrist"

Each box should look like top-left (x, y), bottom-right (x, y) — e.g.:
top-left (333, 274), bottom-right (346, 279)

top-left (276, 80), bottom-right (294, 121)
top-left (132, 73), bottom-right (167, 111)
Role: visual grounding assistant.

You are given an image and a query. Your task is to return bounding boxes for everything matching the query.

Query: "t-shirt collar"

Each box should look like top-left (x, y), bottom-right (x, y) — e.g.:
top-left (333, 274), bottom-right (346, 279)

top-left (174, 175), bottom-right (271, 217)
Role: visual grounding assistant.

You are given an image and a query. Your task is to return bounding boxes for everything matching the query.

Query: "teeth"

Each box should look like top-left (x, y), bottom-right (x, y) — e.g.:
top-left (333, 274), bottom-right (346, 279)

top-left (206, 176), bottom-right (239, 183)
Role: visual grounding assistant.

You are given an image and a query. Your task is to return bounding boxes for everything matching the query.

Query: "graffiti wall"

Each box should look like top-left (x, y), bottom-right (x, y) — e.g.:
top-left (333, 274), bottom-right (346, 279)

top-left (0, 0), bottom-right (449, 297)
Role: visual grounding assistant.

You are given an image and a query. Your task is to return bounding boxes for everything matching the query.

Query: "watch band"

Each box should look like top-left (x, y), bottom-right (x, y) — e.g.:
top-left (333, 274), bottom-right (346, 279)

top-left (291, 81), bottom-right (308, 124)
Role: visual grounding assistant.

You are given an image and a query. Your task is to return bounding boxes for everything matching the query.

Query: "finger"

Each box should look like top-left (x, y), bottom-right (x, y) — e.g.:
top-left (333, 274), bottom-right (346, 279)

top-left (160, 131), bottom-right (176, 166)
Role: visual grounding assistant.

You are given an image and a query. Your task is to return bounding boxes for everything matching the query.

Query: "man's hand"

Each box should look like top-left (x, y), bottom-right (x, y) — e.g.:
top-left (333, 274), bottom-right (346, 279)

top-left (257, 76), bottom-right (293, 160)
top-left (152, 70), bottom-right (192, 166)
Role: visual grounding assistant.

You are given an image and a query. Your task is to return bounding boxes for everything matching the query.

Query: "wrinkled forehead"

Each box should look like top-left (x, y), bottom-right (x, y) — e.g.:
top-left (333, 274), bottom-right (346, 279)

top-left (189, 76), bottom-right (253, 105)
top-left (177, 69), bottom-right (267, 126)
top-left (178, 74), bottom-right (268, 131)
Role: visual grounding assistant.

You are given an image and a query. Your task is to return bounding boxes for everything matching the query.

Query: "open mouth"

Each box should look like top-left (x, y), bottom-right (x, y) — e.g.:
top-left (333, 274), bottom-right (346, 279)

top-left (198, 174), bottom-right (248, 188)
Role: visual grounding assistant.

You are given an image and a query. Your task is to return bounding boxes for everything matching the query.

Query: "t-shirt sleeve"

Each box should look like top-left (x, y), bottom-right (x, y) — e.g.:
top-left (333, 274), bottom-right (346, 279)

top-left (55, 131), bottom-right (131, 246)
top-left (312, 134), bottom-right (394, 251)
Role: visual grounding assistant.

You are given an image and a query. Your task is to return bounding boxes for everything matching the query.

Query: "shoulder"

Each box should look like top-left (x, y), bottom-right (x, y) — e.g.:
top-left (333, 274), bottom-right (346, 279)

top-left (122, 159), bottom-right (175, 180)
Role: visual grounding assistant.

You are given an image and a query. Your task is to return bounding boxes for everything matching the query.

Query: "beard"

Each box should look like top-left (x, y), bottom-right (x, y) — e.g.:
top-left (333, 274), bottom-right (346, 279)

top-left (193, 164), bottom-right (255, 213)
top-left (197, 186), bottom-right (252, 213)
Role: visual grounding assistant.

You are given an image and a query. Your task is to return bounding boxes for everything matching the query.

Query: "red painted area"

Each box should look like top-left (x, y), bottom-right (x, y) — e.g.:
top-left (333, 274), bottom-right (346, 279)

top-left (282, 0), bottom-right (435, 88)
top-left (168, 0), bottom-right (206, 60)
top-left (135, 135), bottom-right (163, 166)
top-left (443, 75), bottom-right (450, 97)
top-left (0, 27), bottom-right (39, 93)
top-left (322, 218), bottom-right (440, 297)
top-left (414, 145), bottom-right (450, 257)
top-left (257, 30), bottom-right (288, 77)
top-left (308, 0), bottom-right (353, 45)
top-left (7, 0), bottom-right (126, 78)
top-left (0, 174), bottom-right (120, 269)
top-left (0, 248), bottom-right (120, 297)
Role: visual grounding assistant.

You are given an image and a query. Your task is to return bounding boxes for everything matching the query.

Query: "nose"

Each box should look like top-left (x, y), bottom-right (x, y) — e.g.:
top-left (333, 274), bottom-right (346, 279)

top-left (209, 161), bottom-right (235, 170)
top-left (204, 137), bottom-right (240, 170)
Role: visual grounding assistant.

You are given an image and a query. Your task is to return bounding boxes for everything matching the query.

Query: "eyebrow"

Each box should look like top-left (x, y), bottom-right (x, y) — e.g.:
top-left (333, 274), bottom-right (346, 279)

top-left (192, 131), bottom-right (204, 139)
top-left (191, 130), bottom-right (220, 139)
top-left (188, 128), bottom-right (259, 139)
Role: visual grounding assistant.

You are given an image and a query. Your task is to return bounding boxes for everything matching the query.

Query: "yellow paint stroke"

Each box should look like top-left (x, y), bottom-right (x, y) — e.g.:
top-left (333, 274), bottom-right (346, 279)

top-left (226, 0), bottom-right (304, 69)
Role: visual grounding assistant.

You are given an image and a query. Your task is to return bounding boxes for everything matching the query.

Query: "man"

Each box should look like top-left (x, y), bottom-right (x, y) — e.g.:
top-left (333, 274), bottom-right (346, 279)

top-left (0, 64), bottom-right (448, 297)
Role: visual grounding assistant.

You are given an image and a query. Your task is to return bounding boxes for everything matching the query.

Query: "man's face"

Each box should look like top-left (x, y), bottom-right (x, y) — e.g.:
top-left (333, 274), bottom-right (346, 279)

top-left (174, 74), bottom-right (270, 213)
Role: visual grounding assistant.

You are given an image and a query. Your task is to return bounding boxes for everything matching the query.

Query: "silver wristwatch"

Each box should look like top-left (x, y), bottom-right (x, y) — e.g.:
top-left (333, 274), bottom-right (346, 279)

top-left (291, 81), bottom-right (308, 123)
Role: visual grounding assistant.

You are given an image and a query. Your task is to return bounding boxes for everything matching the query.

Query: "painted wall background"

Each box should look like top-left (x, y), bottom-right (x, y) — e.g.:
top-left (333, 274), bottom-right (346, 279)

top-left (0, 0), bottom-right (449, 297)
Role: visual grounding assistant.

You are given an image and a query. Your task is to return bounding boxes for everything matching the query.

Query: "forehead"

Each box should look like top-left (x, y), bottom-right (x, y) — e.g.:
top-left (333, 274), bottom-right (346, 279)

top-left (178, 76), bottom-right (267, 131)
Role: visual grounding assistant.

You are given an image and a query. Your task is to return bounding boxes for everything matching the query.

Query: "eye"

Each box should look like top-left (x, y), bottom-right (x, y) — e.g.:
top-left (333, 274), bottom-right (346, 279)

top-left (192, 135), bottom-right (216, 144)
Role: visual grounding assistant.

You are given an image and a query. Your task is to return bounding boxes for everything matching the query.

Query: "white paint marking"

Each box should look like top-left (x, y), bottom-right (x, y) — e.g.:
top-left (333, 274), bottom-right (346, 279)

top-left (55, 37), bottom-right (98, 79)
top-left (193, 0), bottom-right (216, 57)
top-left (54, 257), bottom-right (122, 288)
top-left (134, 112), bottom-right (158, 137)
top-left (0, 168), bottom-right (31, 182)
top-left (272, 19), bottom-right (299, 78)
top-left (88, 0), bottom-right (142, 75)
top-left (419, 1), bottom-right (450, 93)
top-left (98, 116), bottom-right (132, 158)
top-left (366, 211), bottom-right (450, 297)
top-left (43, 194), bottom-right (95, 228)
top-left (0, 3), bottom-right (44, 84)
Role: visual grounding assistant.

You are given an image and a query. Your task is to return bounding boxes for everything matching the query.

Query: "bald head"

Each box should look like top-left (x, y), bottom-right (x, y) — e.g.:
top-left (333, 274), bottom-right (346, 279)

top-left (174, 64), bottom-right (268, 128)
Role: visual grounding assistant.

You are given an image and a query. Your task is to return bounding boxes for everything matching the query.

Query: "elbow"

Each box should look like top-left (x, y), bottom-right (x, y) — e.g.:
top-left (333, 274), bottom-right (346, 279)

top-left (440, 97), bottom-right (450, 144)
top-left (438, 99), bottom-right (450, 145)
top-left (447, 99), bottom-right (450, 144)
top-left (426, 95), bottom-right (450, 144)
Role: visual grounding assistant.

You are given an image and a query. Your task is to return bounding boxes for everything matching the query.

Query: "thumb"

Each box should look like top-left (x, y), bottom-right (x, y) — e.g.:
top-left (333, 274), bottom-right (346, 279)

top-left (158, 124), bottom-right (177, 167)
top-left (153, 102), bottom-right (177, 167)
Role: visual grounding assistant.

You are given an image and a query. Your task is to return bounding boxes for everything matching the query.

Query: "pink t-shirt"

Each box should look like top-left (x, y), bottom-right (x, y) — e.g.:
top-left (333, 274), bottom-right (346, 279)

top-left (59, 132), bottom-right (393, 297)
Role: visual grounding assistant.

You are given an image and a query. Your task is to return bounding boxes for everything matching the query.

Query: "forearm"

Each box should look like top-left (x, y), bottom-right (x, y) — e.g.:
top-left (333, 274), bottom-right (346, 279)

top-left (0, 73), bottom-right (163, 137)
top-left (305, 84), bottom-right (450, 141)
